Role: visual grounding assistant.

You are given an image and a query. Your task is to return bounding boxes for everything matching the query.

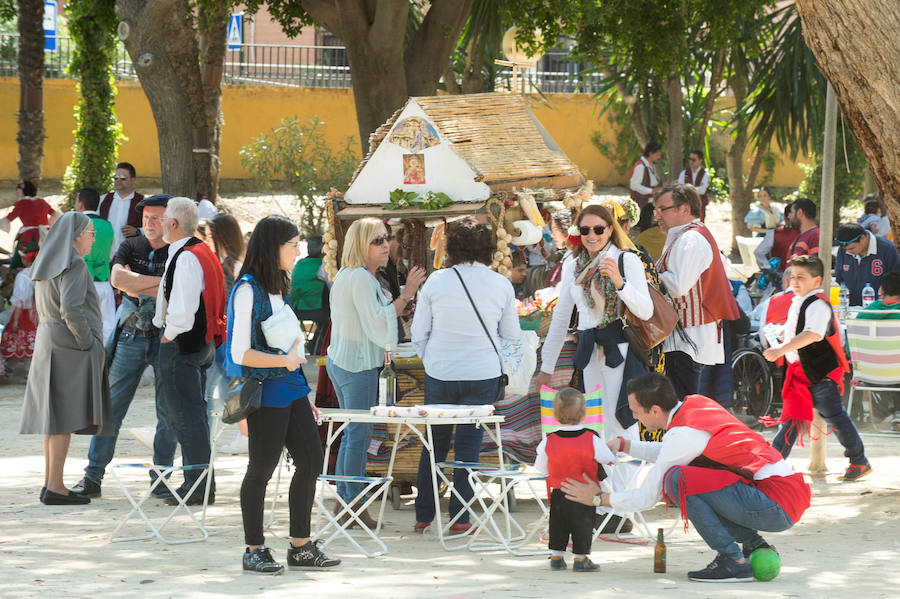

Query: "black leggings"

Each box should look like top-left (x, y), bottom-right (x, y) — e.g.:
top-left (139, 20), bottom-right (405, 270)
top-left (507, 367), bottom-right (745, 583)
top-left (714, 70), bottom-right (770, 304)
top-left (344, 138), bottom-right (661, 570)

top-left (548, 489), bottom-right (595, 555)
top-left (240, 399), bottom-right (323, 546)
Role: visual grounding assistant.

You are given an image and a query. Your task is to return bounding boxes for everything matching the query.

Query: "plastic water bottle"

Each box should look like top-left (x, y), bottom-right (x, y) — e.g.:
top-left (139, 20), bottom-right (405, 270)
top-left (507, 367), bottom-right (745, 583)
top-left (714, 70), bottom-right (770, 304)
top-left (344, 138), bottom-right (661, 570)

top-left (839, 283), bottom-right (850, 320)
top-left (861, 282), bottom-right (876, 308)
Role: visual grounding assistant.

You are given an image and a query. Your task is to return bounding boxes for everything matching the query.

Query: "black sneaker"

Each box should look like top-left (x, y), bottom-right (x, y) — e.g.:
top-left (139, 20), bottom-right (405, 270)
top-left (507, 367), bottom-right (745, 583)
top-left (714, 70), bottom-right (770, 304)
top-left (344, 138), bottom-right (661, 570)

top-left (742, 541), bottom-right (778, 559)
top-left (688, 553), bottom-right (754, 582)
top-left (573, 557), bottom-right (600, 572)
top-left (71, 477), bottom-right (102, 498)
top-left (163, 487), bottom-right (215, 506)
top-left (838, 464), bottom-right (872, 482)
top-left (287, 540), bottom-right (341, 569)
top-left (549, 556), bottom-right (567, 570)
top-left (242, 547), bottom-right (284, 575)
top-left (593, 513), bottom-right (633, 534)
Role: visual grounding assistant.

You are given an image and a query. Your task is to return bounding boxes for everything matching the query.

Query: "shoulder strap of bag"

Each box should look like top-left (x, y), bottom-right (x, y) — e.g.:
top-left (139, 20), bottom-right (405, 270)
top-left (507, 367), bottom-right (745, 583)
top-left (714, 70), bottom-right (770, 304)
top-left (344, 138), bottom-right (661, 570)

top-left (452, 267), bottom-right (504, 373)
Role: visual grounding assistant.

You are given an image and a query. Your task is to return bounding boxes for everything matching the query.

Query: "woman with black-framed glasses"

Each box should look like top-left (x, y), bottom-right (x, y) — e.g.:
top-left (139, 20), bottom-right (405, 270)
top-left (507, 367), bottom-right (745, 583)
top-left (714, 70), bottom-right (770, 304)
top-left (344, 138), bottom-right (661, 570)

top-left (326, 217), bottom-right (426, 527)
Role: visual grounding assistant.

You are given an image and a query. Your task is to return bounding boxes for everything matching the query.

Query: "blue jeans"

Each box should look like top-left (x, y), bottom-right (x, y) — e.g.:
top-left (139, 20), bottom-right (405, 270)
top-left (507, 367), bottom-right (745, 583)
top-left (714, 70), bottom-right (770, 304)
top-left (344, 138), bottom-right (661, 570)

top-left (84, 329), bottom-right (177, 483)
top-left (205, 345), bottom-right (230, 428)
top-left (664, 467), bottom-right (795, 561)
top-left (326, 358), bottom-right (377, 502)
top-left (772, 378), bottom-right (868, 465)
top-left (158, 339), bottom-right (215, 493)
top-left (698, 322), bottom-right (734, 408)
top-left (414, 374), bottom-right (500, 524)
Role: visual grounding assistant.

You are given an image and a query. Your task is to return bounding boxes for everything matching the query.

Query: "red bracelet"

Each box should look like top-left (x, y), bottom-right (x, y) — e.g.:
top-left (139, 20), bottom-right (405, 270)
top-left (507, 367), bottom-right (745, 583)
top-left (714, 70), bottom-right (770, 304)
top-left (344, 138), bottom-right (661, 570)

top-left (617, 436), bottom-right (626, 453)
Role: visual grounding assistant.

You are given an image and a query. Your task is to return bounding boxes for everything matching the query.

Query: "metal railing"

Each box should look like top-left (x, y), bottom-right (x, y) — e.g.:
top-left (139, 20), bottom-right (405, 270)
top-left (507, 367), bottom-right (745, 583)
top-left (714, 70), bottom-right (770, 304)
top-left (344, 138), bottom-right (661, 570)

top-left (0, 34), bottom-right (602, 93)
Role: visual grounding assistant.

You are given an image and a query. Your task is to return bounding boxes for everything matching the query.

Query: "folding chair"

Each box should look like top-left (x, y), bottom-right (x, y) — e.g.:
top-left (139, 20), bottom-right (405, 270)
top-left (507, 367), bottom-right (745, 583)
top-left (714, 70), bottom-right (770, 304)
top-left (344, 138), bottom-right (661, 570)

top-left (429, 460), bottom-right (500, 550)
top-left (846, 313), bottom-right (900, 434)
top-left (109, 411), bottom-right (221, 544)
top-left (313, 474), bottom-right (393, 557)
top-left (466, 467), bottom-right (549, 555)
top-left (109, 462), bottom-right (215, 544)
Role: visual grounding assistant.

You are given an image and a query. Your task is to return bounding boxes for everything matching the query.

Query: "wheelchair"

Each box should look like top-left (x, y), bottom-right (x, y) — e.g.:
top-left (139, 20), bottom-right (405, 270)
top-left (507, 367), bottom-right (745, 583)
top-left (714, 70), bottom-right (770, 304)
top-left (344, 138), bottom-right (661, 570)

top-left (730, 332), bottom-right (782, 422)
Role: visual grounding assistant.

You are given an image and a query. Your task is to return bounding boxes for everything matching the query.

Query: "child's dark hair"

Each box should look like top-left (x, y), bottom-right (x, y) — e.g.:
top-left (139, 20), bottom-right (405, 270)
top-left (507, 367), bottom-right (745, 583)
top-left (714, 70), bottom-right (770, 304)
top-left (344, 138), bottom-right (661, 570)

top-left (789, 254), bottom-right (824, 279)
top-left (553, 387), bottom-right (586, 425)
top-left (882, 271), bottom-right (900, 298)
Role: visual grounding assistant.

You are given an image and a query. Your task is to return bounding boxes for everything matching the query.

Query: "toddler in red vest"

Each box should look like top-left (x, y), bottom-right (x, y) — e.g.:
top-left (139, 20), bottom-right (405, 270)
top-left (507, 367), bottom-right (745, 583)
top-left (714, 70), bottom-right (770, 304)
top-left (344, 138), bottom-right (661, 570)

top-left (534, 387), bottom-right (615, 572)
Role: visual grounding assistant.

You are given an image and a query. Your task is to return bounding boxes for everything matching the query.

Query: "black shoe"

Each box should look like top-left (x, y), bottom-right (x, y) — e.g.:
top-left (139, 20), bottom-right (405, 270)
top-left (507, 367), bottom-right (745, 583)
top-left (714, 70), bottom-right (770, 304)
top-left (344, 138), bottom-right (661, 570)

top-left (593, 513), bottom-right (633, 534)
top-left (573, 557), bottom-right (600, 572)
top-left (742, 540), bottom-right (778, 559)
top-left (163, 488), bottom-right (215, 506)
top-left (688, 553), bottom-right (754, 582)
top-left (150, 482), bottom-right (175, 499)
top-left (550, 556), bottom-right (567, 570)
top-left (42, 489), bottom-right (91, 505)
top-left (71, 477), bottom-right (102, 498)
top-left (39, 486), bottom-right (46, 501)
top-left (287, 540), bottom-right (341, 569)
top-left (242, 547), bottom-right (284, 575)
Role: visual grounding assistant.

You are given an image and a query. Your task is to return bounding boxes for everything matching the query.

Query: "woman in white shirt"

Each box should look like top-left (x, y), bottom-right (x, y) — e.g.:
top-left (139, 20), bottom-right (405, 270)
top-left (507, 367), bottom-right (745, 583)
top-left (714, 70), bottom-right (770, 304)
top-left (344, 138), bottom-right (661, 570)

top-left (535, 204), bottom-right (654, 441)
top-left (326, 217), bottom-right (426, 526)
top-left (226, 216), bottom-right (338, 575)
top-left (410, 217), bottom-right (521, 533)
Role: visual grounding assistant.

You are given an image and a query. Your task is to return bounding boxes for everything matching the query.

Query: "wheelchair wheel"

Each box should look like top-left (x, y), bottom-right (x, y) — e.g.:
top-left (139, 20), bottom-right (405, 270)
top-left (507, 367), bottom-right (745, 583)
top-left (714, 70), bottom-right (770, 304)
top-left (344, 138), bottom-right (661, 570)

top-left (732, 349), bottom-right (773, 419)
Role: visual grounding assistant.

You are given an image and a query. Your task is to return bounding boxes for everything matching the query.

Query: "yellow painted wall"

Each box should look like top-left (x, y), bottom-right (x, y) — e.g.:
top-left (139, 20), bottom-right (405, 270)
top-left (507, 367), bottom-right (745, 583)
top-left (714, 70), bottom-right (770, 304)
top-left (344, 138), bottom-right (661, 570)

top-left (0, 77), bottom-right (806, 187)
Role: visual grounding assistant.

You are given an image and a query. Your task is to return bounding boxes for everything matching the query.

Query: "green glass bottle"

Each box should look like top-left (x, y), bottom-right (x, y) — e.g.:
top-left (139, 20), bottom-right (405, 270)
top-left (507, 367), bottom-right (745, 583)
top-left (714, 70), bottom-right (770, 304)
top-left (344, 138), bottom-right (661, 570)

top-left (654, 527), bottom-right (666, 573)
top-left (378, 345), bottom-right (396, 407)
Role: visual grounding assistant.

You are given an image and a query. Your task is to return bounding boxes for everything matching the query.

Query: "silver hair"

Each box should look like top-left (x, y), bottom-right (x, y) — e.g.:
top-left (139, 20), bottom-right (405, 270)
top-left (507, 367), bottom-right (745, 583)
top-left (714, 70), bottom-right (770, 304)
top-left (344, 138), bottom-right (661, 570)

top-left (165, 196), bottom-right (200, 235)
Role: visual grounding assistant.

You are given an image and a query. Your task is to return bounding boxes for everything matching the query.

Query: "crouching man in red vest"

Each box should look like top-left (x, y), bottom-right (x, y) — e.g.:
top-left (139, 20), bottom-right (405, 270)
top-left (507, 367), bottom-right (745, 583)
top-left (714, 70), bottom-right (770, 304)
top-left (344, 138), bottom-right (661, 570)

top-left (561, 372), bottom-right (811, 583)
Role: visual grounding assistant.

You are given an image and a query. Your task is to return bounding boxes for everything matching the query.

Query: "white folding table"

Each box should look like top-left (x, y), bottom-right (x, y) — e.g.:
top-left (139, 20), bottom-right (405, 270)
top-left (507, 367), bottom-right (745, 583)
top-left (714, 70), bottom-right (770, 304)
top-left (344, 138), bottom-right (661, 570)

top-left (316, 408), bottom-right (506, 552)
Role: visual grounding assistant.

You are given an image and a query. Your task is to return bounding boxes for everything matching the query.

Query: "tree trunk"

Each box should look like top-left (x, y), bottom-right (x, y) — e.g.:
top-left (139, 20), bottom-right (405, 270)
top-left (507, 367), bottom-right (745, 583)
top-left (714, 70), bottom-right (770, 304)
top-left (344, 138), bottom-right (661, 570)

top-left (665, 73), bottom-right (683, 183)
top-left (696, 50), bottom-right (726, 156)
top-left (330, 0), bottom-right (410, 153)
top-left (198, 6), bottom-right (230, 202)
top-left (17, 0), bottom-right (45, 184)
top-left (795, 0), bottom-right (900, 241)
top-left (725, 72), bottom-right (752, 249)
top-left (404, 0), bottom-right (473, 96)
top-left (116, 0), bottom-right (201, 199)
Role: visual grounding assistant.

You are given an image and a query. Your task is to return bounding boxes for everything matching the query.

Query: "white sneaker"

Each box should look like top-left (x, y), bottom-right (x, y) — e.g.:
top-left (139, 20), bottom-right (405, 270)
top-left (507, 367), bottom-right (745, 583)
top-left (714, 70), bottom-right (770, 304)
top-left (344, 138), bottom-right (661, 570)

top-left (129, 426), bottom-right (156, 450)
top-left (220, 433), bottom-right (249, 455)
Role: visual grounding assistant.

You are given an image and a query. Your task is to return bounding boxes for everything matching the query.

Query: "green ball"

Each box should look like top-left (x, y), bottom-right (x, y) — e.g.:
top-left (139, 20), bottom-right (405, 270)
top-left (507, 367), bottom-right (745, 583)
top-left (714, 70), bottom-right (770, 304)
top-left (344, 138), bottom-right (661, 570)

top-left (749, 548), bottom-right (781, 581)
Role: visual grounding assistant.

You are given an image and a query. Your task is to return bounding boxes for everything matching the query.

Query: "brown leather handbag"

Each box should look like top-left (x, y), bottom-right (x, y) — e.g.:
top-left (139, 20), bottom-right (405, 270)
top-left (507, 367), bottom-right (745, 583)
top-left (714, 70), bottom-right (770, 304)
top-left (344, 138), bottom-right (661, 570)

top-left (617, 253), bottom-right (679, 365)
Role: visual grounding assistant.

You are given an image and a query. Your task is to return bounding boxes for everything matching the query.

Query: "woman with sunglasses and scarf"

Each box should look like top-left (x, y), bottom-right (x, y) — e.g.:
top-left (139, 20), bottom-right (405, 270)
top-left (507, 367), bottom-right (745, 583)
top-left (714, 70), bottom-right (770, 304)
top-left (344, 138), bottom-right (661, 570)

top-left (326, 218), bottom-right (426, 526)
top-left (535, 204), bottom-right (654, 441)
top-left (534, 205), bottom-right (654, 531)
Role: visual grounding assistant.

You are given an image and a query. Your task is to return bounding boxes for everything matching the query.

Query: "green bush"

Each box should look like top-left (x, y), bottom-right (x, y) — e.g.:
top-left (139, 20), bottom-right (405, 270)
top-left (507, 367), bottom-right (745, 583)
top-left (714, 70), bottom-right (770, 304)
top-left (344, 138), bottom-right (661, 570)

top-left (239, 117), bottom-right (359, 237)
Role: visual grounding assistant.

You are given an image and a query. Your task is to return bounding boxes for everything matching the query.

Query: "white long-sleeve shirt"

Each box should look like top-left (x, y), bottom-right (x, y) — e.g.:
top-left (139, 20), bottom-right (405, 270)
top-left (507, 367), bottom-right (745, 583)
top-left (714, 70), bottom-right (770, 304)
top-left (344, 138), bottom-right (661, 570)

top-left (411, 263), bottom-right (520, 381)
top-left (230, 281), bottom-right (285, 364)
top-left (658, 221), bottom-right (723, 365)
top-left (106, 191), bottom-right (135, 259)
top-left (610, 403), bottom-right (794, 512)
top-left (541, 245), bottom-right (653, 374)
top-left (152, 236), bottom-right (205, 342)
top-left (629, 156), bottom-right (658, 196)
top-left (782, 288), bottom-right (831, 363)
top-left (677, 167), bottom-right (709, 196)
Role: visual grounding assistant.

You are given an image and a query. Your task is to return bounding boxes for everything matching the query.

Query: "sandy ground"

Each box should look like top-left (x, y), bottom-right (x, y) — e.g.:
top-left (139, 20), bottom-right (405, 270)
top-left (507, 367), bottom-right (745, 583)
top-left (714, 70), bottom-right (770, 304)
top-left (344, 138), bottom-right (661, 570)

top-left (1, 369), bottom-right (899, 599)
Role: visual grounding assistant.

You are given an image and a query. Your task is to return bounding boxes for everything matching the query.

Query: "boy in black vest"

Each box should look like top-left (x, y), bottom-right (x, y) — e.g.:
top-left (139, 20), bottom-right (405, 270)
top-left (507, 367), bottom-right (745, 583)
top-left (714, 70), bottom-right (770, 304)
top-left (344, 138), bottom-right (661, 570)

top-left (763, 255), bottom-right (871, 481)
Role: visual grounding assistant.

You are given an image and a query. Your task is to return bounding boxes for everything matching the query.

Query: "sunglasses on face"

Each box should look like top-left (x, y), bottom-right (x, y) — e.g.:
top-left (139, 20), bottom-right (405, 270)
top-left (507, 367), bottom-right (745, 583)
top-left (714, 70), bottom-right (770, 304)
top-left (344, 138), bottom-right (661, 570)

top-left (579, 224), bottom-right (608, 236)
top-left (654, 204), bottom-right (678, 214)
top-left (370, 234), bottom-right (392, 246)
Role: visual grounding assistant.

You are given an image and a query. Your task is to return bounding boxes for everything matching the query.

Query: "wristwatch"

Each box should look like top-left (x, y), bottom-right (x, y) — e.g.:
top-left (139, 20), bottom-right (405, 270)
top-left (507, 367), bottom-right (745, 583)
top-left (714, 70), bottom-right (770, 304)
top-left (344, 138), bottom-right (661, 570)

top-left (591, 493), bottom-right (604, 507)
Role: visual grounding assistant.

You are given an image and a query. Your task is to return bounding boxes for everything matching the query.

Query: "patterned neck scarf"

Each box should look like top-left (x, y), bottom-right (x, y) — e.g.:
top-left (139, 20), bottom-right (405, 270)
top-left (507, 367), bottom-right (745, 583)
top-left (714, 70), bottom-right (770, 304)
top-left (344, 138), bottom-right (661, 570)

top-left (573, 247), bottom-right (619, 327)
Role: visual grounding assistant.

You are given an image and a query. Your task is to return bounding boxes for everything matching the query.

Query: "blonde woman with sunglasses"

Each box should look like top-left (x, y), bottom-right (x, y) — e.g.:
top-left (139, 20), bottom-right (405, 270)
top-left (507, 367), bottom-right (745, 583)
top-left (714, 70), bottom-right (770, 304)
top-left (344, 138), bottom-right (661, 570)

top-left (326, 217), bottom-right (426, 525)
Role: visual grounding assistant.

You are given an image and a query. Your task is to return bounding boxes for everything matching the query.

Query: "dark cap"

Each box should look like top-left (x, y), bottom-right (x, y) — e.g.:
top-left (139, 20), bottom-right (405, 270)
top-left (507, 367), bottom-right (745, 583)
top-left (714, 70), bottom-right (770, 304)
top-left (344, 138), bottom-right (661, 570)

top-left (136, 194), bottom-right (172, 209)
top-left (835, 223), bottom-right (867, 245)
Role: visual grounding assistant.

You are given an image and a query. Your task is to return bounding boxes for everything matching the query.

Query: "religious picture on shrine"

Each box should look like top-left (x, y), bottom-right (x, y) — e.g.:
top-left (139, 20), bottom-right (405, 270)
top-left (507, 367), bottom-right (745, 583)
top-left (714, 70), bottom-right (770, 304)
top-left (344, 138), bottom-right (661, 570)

top-left (403, 154), bottom-right (426, 185)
